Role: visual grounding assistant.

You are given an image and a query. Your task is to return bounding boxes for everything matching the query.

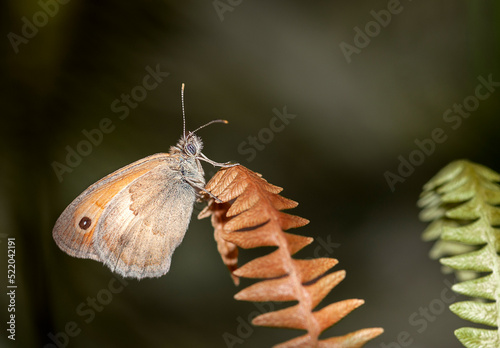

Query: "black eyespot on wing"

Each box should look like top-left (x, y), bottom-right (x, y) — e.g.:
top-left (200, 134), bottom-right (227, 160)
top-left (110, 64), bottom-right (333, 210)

top-left (186, 143), bottom-right (197, 155)
top-left (79, 217), bottom-right (92, 230)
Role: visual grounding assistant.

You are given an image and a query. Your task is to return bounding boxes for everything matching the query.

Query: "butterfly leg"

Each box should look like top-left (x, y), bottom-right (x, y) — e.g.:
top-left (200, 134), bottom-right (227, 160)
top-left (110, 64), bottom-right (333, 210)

top-left (184, 177), bottom-right (223, 203)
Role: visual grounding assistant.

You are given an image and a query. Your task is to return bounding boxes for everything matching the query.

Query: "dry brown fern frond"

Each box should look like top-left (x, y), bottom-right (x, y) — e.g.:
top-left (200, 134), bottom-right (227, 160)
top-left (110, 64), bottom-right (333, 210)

top-left (199, 165), bottom-right (383, 348)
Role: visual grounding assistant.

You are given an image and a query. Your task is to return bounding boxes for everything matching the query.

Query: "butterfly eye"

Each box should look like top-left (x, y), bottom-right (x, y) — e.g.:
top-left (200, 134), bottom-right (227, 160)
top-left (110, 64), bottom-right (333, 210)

top-left (186, 143), bottom-right (197, 155)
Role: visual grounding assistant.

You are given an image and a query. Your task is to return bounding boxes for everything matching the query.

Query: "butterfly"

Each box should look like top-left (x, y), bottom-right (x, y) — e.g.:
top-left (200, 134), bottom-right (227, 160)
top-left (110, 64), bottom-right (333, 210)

top-left (53, 84), bottom-right (235, 279)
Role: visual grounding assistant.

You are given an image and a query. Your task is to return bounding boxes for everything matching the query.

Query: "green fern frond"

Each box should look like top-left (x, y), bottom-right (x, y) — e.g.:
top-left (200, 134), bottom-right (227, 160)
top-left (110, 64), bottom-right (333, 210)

top-left (418, 159), bottom-right (500, 348)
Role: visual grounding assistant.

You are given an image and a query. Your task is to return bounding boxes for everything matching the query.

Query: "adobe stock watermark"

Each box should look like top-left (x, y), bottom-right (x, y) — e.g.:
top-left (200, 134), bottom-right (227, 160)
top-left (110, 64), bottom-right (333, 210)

top-left (223, 301), bottom-right (275, 347)
top-left (237, 106), bottom-right (296, 162)
top-left (379, 279), bottom-right (456, 348)
top-left (213, 0), bottom-right (242, 22)
top-left (44, 276), bottom-right (128, 348)
top-left (7, 0), bottom-right (71, 54)
top-left (339, 0), bottom-right (405, 64)
top-left (309, 235), bottom-right (341, 259)
top-left (51, 64), bottom-right (170, 183)
top-left (384, 74), bottom-right (499, 192)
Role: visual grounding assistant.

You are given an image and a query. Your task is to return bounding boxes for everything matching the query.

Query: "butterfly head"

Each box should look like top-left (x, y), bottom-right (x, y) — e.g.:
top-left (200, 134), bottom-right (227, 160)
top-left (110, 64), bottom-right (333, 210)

top-left (173, 133), bottom-right (204, 158)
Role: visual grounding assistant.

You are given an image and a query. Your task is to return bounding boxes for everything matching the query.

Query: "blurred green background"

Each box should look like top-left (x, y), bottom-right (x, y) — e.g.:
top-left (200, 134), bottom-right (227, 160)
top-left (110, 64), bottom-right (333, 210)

top-left (1, 1), bottom-right (500, 347)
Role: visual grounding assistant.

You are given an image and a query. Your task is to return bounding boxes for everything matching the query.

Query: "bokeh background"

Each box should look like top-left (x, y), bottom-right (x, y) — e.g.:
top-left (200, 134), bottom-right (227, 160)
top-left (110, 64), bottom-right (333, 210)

top-left (1, 1), bottom-right (500, 347)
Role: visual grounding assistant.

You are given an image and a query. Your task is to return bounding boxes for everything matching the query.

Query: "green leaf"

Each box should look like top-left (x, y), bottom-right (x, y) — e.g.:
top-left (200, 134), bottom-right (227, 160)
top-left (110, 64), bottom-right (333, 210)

top-left (441, 218), bottom-right (491, 245)
top-left (452, 274), bottom-right (496, 300)
top-left (455, 327), bottom-right (500, 348)
top-left (440, 247), bottom-right (493, 272)
top-left (450, 301), bottom-right (497, 326)
top-left (419, 160), bottom-right (500, 347)
top-left (422, 160), bottom-right (466, 191)
top-left (445, 196), bottom-right (484, 220)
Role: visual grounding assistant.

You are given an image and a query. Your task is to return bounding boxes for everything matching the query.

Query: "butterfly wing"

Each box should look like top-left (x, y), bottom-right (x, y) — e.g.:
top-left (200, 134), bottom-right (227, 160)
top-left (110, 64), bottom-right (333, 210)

top-left (53, 153), bottom-right (171, 261)
top-left (94, 157), bottom-right (204, 279)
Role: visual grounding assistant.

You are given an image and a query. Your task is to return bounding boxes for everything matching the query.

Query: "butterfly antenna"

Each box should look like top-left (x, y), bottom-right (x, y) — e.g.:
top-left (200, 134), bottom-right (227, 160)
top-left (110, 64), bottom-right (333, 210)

top-left (181, 83), bottom-right (187, 138)
top-left (190, 119), bottom-right (228, 136)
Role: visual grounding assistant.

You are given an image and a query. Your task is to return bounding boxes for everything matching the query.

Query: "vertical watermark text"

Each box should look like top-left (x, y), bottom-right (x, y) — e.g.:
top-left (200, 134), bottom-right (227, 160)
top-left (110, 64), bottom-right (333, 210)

top-left (6, 237), bottom-right (16, 341)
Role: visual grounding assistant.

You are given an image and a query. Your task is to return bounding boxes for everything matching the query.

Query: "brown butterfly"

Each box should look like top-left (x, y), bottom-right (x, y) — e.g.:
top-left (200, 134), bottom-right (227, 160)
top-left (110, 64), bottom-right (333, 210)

top-left (53, 84), bottom-right (234, 279)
